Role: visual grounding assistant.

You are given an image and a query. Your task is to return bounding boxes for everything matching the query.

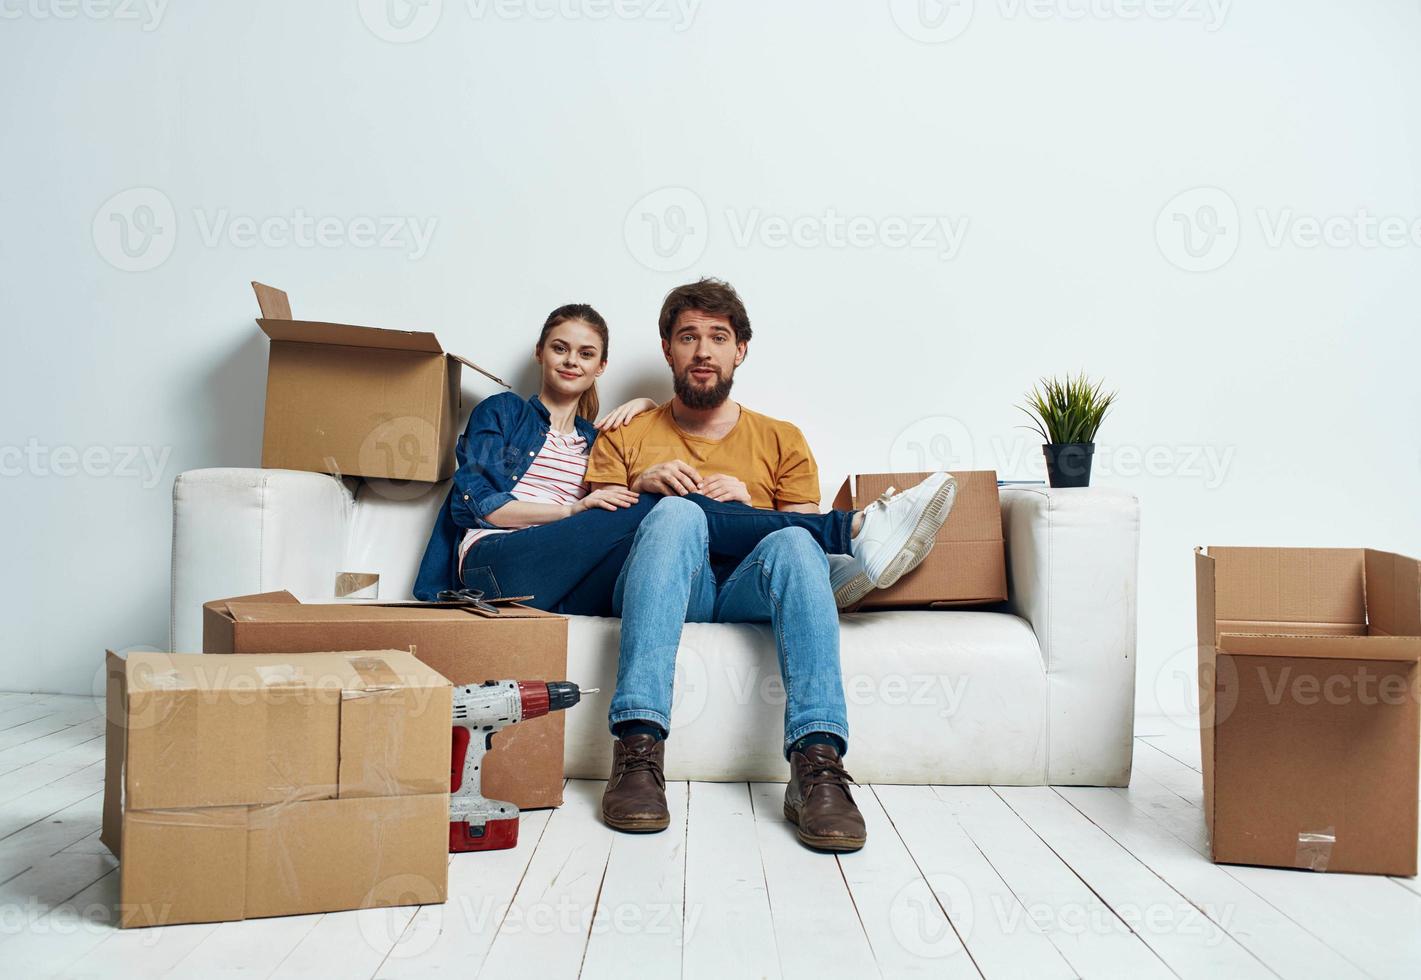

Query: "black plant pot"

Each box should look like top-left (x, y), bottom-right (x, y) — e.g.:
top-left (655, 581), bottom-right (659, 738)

top-left (1043, 442), bottom-right (1095, 488)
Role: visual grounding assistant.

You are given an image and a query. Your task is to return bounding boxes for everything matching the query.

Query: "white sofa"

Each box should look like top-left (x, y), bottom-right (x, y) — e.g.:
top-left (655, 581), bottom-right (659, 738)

top-left (170, 469), bottom-right (1140, 786)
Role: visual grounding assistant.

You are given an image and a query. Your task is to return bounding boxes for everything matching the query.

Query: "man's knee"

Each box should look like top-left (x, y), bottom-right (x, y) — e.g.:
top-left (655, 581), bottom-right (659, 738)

top-left (760, 527), bottom-right (827, 570)
top-left (642, 495), bottom-right (709, 538)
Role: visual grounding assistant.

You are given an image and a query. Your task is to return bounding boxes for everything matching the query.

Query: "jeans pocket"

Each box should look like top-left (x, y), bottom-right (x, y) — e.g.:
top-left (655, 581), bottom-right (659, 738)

top-left (460, 564), bottom-right (502, 598)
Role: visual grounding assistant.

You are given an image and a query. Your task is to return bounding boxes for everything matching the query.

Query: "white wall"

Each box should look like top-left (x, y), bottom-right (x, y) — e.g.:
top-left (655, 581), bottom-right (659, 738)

top-left (2, 0), bottom-right (1418, 714)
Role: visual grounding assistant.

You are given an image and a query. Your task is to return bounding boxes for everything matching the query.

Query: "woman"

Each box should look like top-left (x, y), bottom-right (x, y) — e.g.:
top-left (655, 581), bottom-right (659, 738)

top-left (414, 303), bottom-right (658, 614)
top-left (414, 303), bottom-right (930, 614)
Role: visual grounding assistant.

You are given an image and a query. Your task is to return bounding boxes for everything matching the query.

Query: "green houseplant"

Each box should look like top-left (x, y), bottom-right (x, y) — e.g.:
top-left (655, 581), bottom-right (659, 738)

top-left (1018, 373), bottom-right (1117, 488)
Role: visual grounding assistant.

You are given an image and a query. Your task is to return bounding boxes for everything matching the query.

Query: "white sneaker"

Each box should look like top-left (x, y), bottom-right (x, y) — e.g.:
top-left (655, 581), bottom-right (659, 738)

top-left (850, 472), bottom-right (958, 590)
top-left (829, 555), bottom-right (872, 610)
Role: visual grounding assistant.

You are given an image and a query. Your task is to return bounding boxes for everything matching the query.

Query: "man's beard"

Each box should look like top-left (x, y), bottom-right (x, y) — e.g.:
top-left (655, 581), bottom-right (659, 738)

top-left (674, 363), bottom-right (735, 410)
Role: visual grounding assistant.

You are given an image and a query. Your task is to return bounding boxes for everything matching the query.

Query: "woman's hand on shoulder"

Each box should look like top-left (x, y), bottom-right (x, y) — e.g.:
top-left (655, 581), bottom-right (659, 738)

top-left (570, 485), bottom-right (640, 514)
top-left (595, 397), bottom-right (658, 431)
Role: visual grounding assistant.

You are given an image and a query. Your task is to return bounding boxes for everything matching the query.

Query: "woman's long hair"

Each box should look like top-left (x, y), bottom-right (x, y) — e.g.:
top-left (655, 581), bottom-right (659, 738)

top-left (536, 304), bottom-right (609, 422)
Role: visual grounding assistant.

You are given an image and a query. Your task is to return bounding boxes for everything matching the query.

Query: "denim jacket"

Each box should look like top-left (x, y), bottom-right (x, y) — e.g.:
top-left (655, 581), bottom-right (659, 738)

top-left (413, 391), bottom-right (599, 600)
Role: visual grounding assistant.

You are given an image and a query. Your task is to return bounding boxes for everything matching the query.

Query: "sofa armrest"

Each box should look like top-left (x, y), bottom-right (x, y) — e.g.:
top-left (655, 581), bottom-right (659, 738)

top-left (1000, 486), bottom-right (1140, 784)
top-left (170, 468), bottom-right (354, 651)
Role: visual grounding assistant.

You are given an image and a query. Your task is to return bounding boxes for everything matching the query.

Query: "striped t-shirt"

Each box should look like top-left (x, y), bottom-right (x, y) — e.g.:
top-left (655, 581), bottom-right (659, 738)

top-left (459, 429), bottom-right (591, 568)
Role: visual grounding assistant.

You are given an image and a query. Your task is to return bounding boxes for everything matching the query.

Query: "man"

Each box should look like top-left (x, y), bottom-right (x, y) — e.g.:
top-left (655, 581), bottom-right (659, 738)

top-left (586, 278), bottom-right (954, 852)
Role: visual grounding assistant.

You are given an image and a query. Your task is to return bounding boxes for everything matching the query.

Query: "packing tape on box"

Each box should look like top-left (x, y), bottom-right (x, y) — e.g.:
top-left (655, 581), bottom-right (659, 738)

top-left (348, 656), bottom-right (401, 692)
top-left (1296, 828), bottom-right (1336, 872)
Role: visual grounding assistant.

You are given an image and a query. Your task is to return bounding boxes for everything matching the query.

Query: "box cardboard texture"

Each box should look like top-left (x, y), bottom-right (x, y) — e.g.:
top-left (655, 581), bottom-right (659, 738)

top-left (1195, 546), bottom-right (1421, 876)
top-left (203, 590), bottom-right (567, 809)
top-left (103, 649), bottom-right (452, 928)
top-left (253, 281), bottom-right (506, 482)
top-left (832, 471), bottom-right (1006, 608)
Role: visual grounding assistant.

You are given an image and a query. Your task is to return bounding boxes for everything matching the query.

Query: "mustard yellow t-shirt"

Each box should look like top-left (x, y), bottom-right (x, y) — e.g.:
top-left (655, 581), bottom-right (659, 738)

top-left (586, 402), bottom-right (820, 509)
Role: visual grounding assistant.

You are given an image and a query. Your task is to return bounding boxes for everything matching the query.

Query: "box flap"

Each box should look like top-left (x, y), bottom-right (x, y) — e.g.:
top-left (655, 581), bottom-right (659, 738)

top-left (251, 281), bottom-right (292, 321)
top-left (258, 317), bottom-right (445, 355)
top-left (1218, 632), bottom-right (1421, 663)
top-left (1206, 546), bottom-right (1367, 633)
top-left (1194, 548), bottom-right (1217, 838)
top-left (1364, 549), bottom-right (1421, 638)
top-left (449, 352), bottom-right (511, 389)
top-left (204, 590), bottom-right (300, 624)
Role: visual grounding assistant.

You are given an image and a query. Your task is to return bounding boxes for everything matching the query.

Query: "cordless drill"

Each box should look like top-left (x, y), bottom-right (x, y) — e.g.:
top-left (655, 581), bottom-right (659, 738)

top-left (449, 679), bottom-right (594, 852)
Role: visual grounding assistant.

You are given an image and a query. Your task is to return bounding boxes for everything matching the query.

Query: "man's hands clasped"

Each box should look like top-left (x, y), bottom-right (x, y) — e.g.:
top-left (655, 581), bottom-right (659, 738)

top-left (632, 461), bottom-right (751, 505)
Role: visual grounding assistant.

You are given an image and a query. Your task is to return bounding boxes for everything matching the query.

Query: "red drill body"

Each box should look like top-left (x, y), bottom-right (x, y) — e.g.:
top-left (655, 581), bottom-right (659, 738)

top-left (449, 680), bottom-right (588, 853)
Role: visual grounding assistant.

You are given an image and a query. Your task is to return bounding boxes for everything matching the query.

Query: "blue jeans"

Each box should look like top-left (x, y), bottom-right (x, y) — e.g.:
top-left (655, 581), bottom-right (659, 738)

top-left (609, 496), bottom-right (851, 758)
top-left (461, 494), bottom-right (854, 618)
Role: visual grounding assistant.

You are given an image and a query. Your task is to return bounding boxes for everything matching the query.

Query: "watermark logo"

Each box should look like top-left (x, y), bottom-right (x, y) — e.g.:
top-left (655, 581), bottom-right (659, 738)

top-left (1155, 186), bottom-right (1239, 272)
top-left (465, 0), bottom-right (701, 32)
top-left (192, 208), bottom-right (438, 260)
top-left (0, 439), bottom-right (173, 489)
top-left (996, 0), bottom-right (1230, 31)
top-left (92, 187), bottom-right (177, 272)
top-left (890, 873), bottom-right (974, 958)
top-left (358, 0), bottom-right (444, 42)
top-left (724, 208), bottom-right (968, 260)
top-left (0, 0), bottom-right (170, 30)
top-left (889, 0), bottom-right (975, 43)
top-left (890, 415), bottom-right (977, 473)
top-left (624, 186), bottom-right (708, 272)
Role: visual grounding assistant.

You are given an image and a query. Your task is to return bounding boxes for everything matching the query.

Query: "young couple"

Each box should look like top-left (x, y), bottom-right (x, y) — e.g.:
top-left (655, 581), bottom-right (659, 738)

top-left (415, 278), bottom-right (958, 853)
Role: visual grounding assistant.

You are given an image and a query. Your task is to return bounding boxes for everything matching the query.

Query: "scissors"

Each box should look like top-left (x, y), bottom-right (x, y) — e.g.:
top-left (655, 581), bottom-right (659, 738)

top-left (436, 588), bottom-right (501, 614)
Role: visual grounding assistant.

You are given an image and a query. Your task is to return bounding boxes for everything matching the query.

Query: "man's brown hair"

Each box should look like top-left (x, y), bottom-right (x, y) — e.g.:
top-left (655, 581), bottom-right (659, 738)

top-left (658, 278), bottom-right (753, 346)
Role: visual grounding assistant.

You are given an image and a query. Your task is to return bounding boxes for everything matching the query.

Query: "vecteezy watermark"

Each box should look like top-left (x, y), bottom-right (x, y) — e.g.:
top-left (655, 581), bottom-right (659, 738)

top-left (889, 0), bottom-right (975, 43)
top-left (1157, 185), bottom-right (1421, 272)
top-left (465, 0), bottom-right (701, 31)
top-left (366, 893), bottom-right (702, 958)
top-left (358, 0), bottom-right (700, 43)
top-left (0, 0), bottom-right (170, 31)
top-left (889, 0), bottom-right (1230, 43)
top-left (994, 0), bottom-right (1230, 30)
top-left (889, 873), bottom-right (974, 959)
top-left (92, 187), bottom-right (178, 272)
top-left (889, 415), bottom-right (1237, 489)
top-left (192, 208), bottom-right (438, 260)
top-left (358, 0), bottom-right (444, 43)
top-left (624, 187), bottom-right (708, 272)
top-left (0, 439), bottom-right (172, 489)
top-left (723, 208), bottom-right (969, 261)
top-left (92, 187), bottom-right (440, 270)
top-left (994, 897), bottom-right (1237, 942)
top-left (1155, 186), bottom-right (1240, 273)
top-left (623, 186), bottom-right (969, 271)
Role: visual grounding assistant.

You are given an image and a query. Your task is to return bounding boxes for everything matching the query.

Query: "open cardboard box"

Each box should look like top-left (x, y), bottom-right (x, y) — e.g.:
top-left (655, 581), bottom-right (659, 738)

top-left (253, 281), bottom-right (507, 482)
top-left (1195, 546), bottom-right (1421, 875)
top-left (204, 590), bottom-right (568, 809)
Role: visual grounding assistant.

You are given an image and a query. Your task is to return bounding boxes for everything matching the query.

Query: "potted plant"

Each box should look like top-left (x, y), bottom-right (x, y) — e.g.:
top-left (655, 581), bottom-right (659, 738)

top-left (1018, 373), bottom-right (1116, 488)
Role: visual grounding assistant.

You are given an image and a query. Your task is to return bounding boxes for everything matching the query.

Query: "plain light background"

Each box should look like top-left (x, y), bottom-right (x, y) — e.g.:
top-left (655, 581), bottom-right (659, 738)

top-left (2, 1), bottom-right (1418, 720)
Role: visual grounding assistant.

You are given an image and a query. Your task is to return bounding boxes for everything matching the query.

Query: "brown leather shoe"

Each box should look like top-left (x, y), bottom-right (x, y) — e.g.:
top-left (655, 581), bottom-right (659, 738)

top-left (601, 734), bottom-right (670, 832)
top-left (783, 743), bottom-right (867, 852)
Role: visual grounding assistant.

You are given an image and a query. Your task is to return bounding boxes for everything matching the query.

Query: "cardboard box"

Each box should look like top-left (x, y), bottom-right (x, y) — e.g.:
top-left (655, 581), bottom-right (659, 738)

top-left (103, 649), bottom-right (452, 927)
top-left (1195, 546), bottom-right (1421, 875)
top-left (832, 471), bottom-right (1006, 608)
top-left (252, 281), bottom-right (506, 482)
top-left (203, 590), bottom-right (567, 809)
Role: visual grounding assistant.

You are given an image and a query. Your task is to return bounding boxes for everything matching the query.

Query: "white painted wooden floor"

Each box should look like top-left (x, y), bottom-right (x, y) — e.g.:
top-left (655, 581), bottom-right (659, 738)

top-left (1, 693), bottom-right (1419, 979)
